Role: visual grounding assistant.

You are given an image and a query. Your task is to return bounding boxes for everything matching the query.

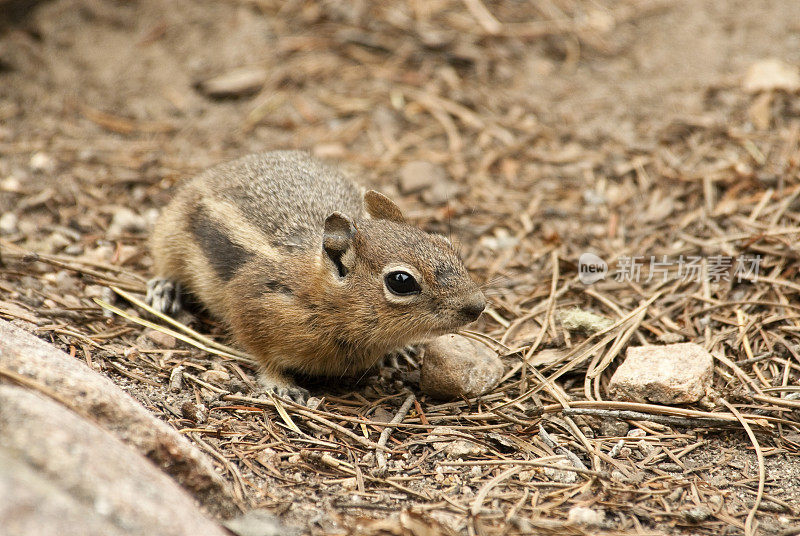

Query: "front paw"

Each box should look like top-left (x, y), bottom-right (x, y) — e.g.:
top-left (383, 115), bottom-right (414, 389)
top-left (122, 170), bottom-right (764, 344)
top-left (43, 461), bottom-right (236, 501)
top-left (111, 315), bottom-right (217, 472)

top-left (270, 385), bottom-right (310, 405)
top-left (256, 373), bottom-right (309, 405)
top-left (383, 345), bottom-right (421, 369)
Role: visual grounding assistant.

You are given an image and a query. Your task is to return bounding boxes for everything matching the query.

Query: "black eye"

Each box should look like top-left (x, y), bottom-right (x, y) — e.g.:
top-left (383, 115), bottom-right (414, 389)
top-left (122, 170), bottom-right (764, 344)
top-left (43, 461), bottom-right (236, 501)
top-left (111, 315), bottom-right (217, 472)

top-left (384, 271), bottom-right (421, 296)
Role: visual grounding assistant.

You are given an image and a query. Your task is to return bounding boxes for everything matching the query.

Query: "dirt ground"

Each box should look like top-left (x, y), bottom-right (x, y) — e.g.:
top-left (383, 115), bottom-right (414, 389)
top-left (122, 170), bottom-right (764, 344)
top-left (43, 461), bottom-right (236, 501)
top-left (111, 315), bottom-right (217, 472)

top-left (2, 0), bottom-right (800, 534)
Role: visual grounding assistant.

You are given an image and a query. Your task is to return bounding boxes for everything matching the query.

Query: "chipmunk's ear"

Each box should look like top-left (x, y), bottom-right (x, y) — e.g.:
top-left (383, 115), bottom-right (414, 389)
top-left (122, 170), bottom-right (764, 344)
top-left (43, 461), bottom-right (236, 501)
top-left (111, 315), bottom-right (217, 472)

top-left (364, 190), bottom-right (405, 223)
top-left (323, 212), bottom-right (356, 277)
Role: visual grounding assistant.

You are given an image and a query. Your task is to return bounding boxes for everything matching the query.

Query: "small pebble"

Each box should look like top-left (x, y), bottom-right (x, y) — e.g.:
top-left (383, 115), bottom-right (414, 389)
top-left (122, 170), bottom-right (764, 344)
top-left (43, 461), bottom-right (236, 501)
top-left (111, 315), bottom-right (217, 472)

top-left (169, 366), bottom-right (184, 392)
top-left (29, 152), bottom-right (56, 173)
top-left (659, 462), bottom-right (683, 473)
top-left (543, 464), bottom-right (578, 484)
top-left (108, 207), bottom-right (147, 237)
top-left (0, 212), bottom-right (18, 234)
top-left (198, 67), bottom-right (268, 98)
top-left (63, 244), bottom-right (84, 256)
top-left (743, 58), bottom-right (800, 93)
top-left (558, 307), bottom-right (613, 334)
top-left (636, 439), bottom-right (652, 455)
top-left (46, 232), bottom-right (71, 252)
top-left (683, 506), bottom-right (712, 523)
top-left (144, 329), bottom-right (177, 349)
top-left (420, 334), bottom-right (503, 399)
top-left (599, 420), bottom-right (629, 437)
top-left (567, 506), bottom-right (604, 527)
top-left (443, 439), bottom-right (487, 459)
top-left (610, 470), bottom-right (627, 482)
top-left (1, 174), bottom-right (23, 192)
top-left (200, 369), bottom-right (230, 384)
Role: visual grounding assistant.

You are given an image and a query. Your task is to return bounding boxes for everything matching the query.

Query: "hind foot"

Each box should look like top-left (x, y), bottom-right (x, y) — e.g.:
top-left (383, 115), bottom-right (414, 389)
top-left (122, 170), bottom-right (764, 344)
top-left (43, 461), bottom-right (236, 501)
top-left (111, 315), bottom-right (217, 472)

top-left (146, 278), bottom-right (183, 316)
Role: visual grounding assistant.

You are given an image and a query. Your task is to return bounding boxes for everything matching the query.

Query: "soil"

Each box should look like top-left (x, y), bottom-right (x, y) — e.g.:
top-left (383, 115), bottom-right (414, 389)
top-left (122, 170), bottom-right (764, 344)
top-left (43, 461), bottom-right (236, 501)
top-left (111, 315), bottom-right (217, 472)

top-left (2, 0), bottom-right (800, 534)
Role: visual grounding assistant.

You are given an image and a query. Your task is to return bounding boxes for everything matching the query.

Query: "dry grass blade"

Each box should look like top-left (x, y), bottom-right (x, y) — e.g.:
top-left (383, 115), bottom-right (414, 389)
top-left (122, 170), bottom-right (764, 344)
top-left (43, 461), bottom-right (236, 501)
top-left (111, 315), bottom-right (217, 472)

top-left (110, 286), bottom-right (250, 359)
top-left (93, 297), bottom-right (253, 363)
top-left (470, 465), bottom-right (521, 516)
top-left (269, 393), bottom-right (303, 435)
top-left (720, 399), bottom-right (765, 536)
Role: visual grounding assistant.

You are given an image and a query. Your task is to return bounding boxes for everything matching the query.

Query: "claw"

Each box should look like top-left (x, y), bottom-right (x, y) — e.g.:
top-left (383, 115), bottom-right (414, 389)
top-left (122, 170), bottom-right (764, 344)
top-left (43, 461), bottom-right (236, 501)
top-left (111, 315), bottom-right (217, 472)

top-left (274, 386), bottom-right (310, 405)
top-left (257, 373), bottom-right (310, 405)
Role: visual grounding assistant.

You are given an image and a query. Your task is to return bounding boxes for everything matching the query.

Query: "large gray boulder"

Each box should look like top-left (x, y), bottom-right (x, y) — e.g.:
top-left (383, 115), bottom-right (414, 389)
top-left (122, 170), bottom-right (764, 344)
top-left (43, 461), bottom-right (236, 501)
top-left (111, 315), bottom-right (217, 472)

top-left (0, 385), bottom-right (229, 536)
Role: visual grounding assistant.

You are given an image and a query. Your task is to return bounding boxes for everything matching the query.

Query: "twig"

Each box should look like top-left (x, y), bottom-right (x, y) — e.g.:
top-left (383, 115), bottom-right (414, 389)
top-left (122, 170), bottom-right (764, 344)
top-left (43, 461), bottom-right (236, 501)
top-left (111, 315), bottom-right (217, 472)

top-left (720, 399), bottom-right (765, 536)
top-left (376, 392), bottom-right (416, 469)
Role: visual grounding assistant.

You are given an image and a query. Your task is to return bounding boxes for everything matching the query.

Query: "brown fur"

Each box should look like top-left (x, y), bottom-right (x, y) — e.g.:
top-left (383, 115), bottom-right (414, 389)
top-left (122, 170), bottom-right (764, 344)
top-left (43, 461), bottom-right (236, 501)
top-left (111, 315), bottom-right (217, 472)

top-left (150, 151), bottom-right (485, 390)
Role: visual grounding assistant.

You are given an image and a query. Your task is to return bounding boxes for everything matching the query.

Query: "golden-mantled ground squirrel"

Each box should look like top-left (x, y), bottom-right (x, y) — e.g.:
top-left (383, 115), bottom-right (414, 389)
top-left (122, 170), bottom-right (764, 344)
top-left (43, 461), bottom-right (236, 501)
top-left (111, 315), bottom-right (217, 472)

top-left (147, 151), bottom-right (485, 400)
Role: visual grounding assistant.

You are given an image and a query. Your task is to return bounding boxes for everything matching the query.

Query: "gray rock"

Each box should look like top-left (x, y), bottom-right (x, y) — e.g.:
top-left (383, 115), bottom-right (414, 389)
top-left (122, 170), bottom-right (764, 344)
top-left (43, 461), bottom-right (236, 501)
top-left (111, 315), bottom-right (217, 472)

top-left (608, 342), bottom-right (713, 404)
top-left (0, 386), bottom-right (228, 536)
top-left (0, 448), bottom-right (126, 536)
top-left (0, 320), bottom-right (237, 517)
top-left (420, 334), bottom-right (504, 399)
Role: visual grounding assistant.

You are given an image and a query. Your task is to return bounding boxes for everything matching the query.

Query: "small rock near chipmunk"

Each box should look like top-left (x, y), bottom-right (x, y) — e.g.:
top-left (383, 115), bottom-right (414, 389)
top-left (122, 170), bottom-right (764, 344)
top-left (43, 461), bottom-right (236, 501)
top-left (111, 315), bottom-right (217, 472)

top-left (420, 334), bottom-right (503, 399)
top-left (608, 342), bottom-right (713, 404)
top-left (144, 328), bottom-right (177, 348)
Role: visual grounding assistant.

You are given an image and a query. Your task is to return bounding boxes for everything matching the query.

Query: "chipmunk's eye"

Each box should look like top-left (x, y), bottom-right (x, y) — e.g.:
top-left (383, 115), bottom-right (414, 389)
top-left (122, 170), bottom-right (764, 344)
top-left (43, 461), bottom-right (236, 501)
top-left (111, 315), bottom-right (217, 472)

top-left (384, 271), bottom-right (421, 296)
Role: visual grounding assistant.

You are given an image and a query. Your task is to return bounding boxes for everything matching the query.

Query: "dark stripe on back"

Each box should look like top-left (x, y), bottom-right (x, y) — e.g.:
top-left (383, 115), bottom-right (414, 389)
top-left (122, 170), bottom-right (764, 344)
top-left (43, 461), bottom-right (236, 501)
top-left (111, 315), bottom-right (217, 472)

top-left (189, 208), bottom-right (252, 282)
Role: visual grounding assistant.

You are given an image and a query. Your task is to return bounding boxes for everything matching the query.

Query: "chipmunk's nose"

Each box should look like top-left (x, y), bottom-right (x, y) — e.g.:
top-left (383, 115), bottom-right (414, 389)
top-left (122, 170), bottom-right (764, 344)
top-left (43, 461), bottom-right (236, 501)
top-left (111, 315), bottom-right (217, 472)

top-left (460, 292), bottom-right (486, 322)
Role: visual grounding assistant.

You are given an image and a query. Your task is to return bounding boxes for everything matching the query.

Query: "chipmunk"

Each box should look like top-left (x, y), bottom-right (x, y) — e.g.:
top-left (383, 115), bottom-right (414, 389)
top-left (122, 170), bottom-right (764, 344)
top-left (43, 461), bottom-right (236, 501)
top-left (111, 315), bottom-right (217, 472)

top-left (147, 151), bottom-right (485, 401)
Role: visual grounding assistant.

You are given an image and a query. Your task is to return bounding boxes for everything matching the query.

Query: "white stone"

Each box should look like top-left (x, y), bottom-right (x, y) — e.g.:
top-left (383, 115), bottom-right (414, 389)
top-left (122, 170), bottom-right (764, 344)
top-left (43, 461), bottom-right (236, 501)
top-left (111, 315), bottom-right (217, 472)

top-left (0, 212), bottom-right (18, 234)
top-left (443, 440), bottom-right (487, 459)
top-left (743, 58), bottom-right (800, 93)
top-left (29, 152), bottom-right (56, 173)
top-left (608, 343), bottom-right (713, 404)
top-left (567, 506), bottom-right (605, 527)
